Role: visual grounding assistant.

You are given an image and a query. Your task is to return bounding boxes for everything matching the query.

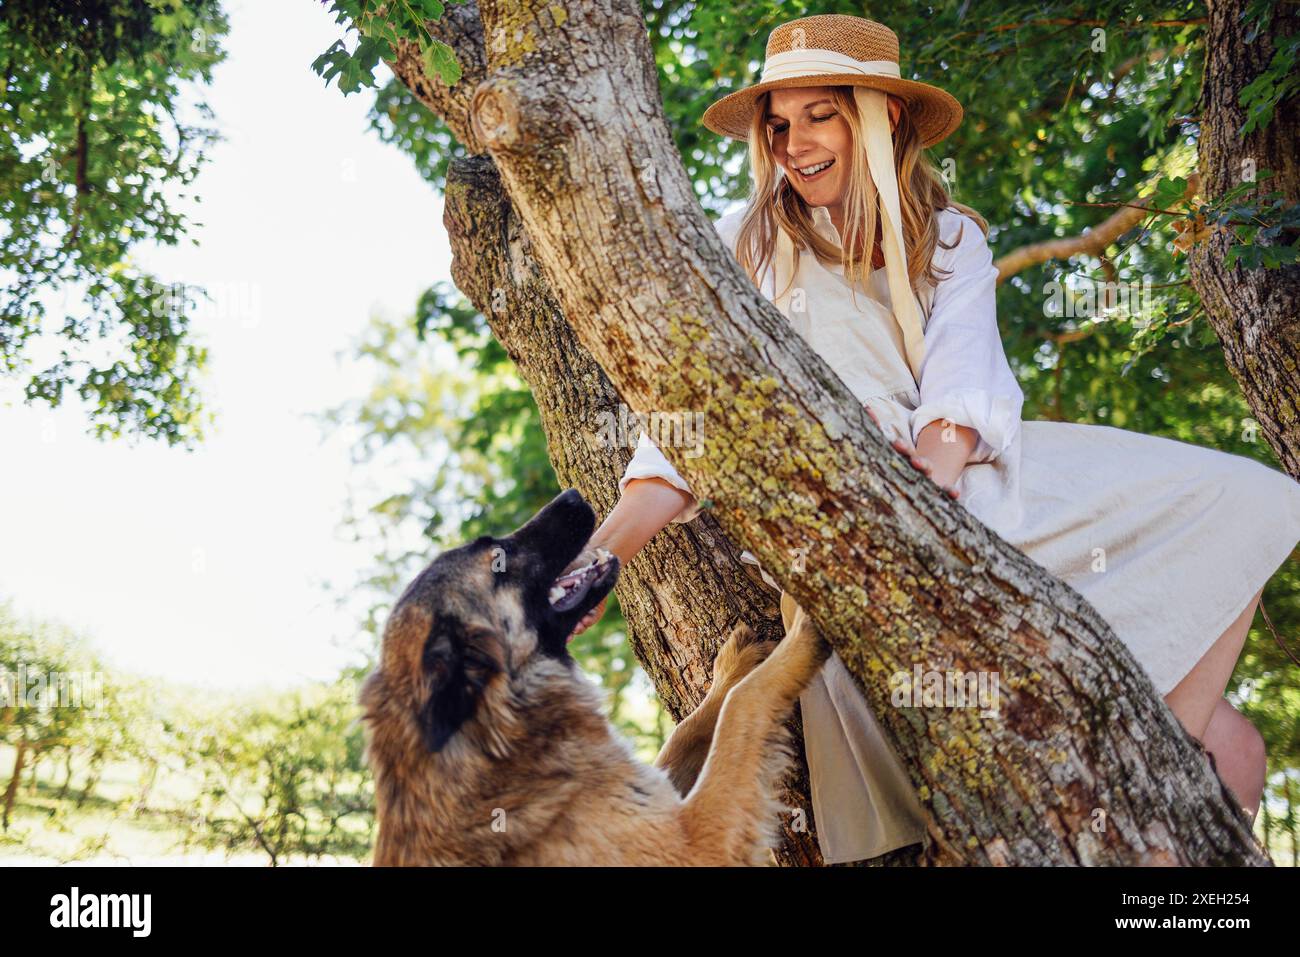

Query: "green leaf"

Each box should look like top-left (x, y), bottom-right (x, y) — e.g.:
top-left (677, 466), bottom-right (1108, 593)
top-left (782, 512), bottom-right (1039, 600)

top-left (422, 39), bottom-right (461, 86)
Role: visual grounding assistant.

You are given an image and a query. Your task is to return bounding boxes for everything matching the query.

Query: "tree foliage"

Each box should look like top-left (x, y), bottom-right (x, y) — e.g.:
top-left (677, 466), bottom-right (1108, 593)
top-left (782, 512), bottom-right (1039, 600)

top-left (0, 0), bottom-right (228, 444)
top-left (173, 674), bottom-right (373, 865)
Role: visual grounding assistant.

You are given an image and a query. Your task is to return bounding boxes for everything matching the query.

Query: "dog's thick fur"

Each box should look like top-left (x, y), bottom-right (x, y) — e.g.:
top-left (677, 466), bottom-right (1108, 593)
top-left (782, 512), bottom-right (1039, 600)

top-left (360, 488), bottom-right (829, 865)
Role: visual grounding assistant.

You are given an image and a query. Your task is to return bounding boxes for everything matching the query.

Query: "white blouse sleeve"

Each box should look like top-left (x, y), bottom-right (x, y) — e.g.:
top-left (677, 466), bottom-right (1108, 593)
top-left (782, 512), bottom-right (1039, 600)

top-left (908, 212), bottom-right (1024, 464)
top-left (617, 430), bottom-right (701, 524)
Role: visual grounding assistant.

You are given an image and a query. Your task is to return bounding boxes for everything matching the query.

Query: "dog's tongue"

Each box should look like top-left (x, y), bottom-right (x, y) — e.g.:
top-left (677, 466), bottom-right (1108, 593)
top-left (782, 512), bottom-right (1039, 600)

top-left (555, 548), bottom-right (615, 643)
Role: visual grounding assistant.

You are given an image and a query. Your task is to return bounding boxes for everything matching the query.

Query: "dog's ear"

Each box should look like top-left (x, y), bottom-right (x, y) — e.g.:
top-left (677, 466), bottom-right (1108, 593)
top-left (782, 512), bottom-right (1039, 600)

top-left (418, 621), bottom-right (502, 753)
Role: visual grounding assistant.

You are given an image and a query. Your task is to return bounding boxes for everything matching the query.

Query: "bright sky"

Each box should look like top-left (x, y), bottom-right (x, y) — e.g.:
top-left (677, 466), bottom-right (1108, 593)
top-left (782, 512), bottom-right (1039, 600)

top-left (0, 1), bottom-right (450, 689)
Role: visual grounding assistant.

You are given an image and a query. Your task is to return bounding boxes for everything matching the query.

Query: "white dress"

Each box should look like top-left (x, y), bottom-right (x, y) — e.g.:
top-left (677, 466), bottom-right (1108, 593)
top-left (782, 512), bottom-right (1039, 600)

top-left (619, 204), bottom-right (1300, 863)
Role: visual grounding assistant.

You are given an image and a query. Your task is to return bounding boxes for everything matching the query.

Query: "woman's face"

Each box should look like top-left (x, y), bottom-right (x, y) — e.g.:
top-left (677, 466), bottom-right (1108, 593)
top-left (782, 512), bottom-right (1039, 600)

top-left (764, 87), bottom-right (900, 210)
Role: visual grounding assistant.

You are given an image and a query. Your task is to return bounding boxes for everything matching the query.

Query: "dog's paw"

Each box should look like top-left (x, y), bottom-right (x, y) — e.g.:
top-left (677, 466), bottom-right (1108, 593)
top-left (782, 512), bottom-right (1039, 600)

top-left (769, 606), bottom-right (832, 679)
top-left (711, 623), bottom-right (776, 690)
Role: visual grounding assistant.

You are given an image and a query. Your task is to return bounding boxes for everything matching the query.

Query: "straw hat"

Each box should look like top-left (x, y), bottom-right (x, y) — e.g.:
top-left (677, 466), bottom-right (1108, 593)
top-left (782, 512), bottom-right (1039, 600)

top-left (701, 14), bottom-right (963, 148)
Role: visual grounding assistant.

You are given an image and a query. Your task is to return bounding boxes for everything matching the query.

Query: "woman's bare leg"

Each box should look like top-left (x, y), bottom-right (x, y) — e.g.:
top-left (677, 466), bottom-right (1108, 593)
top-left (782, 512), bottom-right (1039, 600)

top-left (1163, 586), bottom-right (1263, 740)
top-left (1201, 697), bottom-right (1267, 821)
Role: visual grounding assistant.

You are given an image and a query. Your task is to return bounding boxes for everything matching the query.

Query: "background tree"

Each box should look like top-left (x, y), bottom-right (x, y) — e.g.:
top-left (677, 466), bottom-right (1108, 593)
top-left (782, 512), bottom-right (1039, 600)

top-left (0, 0), bottom-right (229, 444)
top-left (0, 610), bottom-right (94, 830)
top-left (174, 678), bottom-right (373, 866)
top-left (1186, 0), bottom-right (1300, 474)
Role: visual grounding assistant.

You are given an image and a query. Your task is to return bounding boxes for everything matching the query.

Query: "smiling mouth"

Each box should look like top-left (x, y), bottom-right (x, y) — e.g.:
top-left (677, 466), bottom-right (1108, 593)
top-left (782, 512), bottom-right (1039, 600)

top-left (795, 158), bottom-right (835, 181)
top-left (548, 547), bottom-right (617, 613)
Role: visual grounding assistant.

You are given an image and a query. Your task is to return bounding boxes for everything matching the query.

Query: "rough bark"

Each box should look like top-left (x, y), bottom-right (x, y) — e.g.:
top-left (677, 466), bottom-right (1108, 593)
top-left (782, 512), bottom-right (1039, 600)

top-left (393, 0), bottom-right (1266, 864)
top-left (1189, 0), bottom-right (1300, 477)
top-left (392, 2), bottom-right (827, 865)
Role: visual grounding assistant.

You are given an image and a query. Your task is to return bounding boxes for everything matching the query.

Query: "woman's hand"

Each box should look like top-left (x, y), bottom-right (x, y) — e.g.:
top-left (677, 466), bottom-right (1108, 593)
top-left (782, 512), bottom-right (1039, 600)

top-left (865, 405), bottom-right (962, 500)
top-left (570, 596), bottom-right (608, 639)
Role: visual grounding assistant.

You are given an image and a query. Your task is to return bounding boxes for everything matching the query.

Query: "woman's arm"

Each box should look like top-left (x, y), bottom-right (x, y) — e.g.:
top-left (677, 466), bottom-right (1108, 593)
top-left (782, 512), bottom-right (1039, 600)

top-left (567, 422), bottom-right (703, 638)
top-left (568, 477), bottom-right (697, 637)
top-left (914, 418), bottom-right (979, 489)
top-left (908, 212), bottom-right (1025, 463)
top-left (866, 404), bottom-right (966, 499)
top-left (590, 477), bottom-right (695, 565)
top-left (570, 212), bottom-right (737, 636)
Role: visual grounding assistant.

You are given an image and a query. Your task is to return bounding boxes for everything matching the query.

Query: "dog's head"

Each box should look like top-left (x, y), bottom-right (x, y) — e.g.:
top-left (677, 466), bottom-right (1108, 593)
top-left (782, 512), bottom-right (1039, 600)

top-left (361, 488), bottom-right (620, 757)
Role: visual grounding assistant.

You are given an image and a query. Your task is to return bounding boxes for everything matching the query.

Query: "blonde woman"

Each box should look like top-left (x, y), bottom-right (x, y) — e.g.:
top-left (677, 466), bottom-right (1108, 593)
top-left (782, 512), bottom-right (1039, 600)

top-left (561, 14), bottom-right (1300, 863)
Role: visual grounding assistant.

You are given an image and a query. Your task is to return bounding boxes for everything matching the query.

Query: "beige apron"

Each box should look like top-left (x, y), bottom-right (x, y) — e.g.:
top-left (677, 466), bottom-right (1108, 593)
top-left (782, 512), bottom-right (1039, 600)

top-left (780, 589), bottom-right (930, 862)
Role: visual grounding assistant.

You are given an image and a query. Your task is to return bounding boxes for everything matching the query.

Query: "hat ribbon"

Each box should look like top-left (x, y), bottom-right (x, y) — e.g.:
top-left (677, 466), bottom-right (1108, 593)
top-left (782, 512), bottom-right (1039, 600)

top-left (854, 85), bottom-right (926, 383)
top-left (760, 49), bottom-right (901, 84)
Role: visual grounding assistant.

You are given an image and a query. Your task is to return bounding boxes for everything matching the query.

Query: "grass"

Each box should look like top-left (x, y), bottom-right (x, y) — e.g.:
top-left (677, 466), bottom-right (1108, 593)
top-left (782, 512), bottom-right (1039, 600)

top-left (2, 740), bottom-right (1296, 866)
top-left (0, 743), bottom-right (366, 866)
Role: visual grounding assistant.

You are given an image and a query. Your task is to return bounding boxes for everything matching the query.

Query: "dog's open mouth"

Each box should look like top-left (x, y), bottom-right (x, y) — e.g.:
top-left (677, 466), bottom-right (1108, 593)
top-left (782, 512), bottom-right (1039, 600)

top-left (548, 547), bottom-right (617, 613)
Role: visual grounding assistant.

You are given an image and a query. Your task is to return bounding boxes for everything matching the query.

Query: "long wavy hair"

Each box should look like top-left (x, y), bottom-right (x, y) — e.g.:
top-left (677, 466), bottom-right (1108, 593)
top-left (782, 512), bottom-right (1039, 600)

top-left (731, 86), bottom-right (987, 309)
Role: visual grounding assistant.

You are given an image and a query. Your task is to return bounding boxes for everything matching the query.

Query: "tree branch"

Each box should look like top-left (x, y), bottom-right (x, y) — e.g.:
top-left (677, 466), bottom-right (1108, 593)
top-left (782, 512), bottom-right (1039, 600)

top-left (995, 172), bottom-right (1202, 282)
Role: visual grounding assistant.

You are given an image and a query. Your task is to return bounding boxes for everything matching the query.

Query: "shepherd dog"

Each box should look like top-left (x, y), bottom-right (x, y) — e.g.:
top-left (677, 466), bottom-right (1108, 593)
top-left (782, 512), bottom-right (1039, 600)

top-left (359, 488), bottom-right (829, 865)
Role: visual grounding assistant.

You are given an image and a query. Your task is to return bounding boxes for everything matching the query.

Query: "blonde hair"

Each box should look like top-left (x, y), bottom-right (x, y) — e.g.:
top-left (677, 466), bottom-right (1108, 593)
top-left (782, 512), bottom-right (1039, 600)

top-left (732, 86), bottom-right (987, 308)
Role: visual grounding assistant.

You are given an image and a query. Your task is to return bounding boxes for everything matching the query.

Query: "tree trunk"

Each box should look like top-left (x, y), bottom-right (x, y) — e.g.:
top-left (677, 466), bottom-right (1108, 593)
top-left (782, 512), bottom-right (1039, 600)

top-left (1188, 0), bottom-right (1300, 477)
top-left (76, 748), bottom-right (104, 810)
top-left (1286, 773), bottom-right (1297, 867)
top-left (387, 0), bottom-right (1266, 864)
top-left (388, 0), bottom-right (828, 866)
top-left (133, 757), bottom-right (159, 817)
top-left (57, 748), bottom-right (75, 802)
top-left (26, 751), bottom-right (40, 794)
top-left (441, 155), bottom-right (833, 864)
top-left (1261, 793), bottom-right (1271, 855)
top-left (2, 733), bottom-right (27, 830)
